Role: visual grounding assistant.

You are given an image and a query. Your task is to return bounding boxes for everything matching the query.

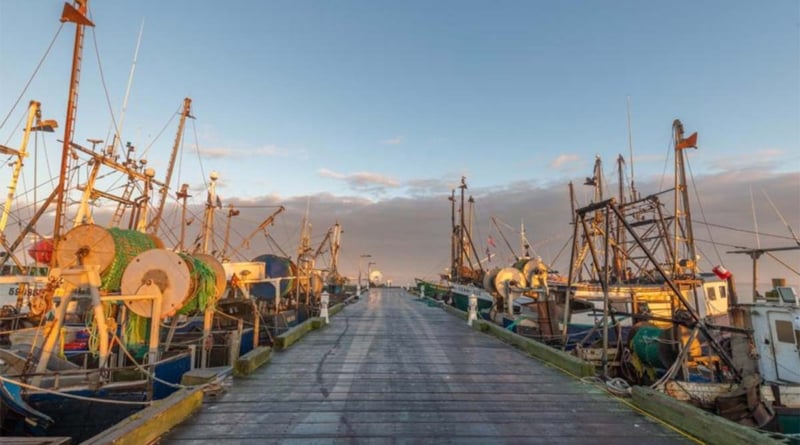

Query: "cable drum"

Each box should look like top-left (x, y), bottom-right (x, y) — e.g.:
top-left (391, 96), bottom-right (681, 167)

top-left (493, 267), bottom-right (526, 294)
top-left (298, 270), bottom-right (323, 297)
top-left (249, 254), bottom-right (297, 301)
top-left (54, 224), bottom-right (160, 292)
top-left (120, 249), bottom-right (221, 319)
top-left (483, 268), bottom-right (500, 292)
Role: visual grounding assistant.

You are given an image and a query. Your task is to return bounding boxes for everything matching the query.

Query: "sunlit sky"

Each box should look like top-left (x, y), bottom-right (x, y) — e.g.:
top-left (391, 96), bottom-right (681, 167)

top-left (1, 1), bottom-right (798, 285)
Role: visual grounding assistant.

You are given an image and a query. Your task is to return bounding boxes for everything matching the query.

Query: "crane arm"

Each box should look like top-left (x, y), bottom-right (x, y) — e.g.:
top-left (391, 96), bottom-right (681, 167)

top-left (238, 206), bottom-right (285, 250)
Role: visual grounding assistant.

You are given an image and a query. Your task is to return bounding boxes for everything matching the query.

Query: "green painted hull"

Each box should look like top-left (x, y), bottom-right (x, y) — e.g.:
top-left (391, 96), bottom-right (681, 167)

top-left (414, 278), bottom-right (450, 299)
top-left (451, 290), bottom-right (494, 313)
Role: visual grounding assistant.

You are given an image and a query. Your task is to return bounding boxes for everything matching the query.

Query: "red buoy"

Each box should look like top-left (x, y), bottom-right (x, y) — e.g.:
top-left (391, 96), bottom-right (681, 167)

top-left (28, 238), bottom-right (54, 264)
top-left (712, 265), bottom-right (732, 280)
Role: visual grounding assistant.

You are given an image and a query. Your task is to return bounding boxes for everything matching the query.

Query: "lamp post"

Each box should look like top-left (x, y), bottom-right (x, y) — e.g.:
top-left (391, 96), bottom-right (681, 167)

top-left (367, 261), bottom-right (376, 288)
top-left (358, 254), bottom-right (372, 294)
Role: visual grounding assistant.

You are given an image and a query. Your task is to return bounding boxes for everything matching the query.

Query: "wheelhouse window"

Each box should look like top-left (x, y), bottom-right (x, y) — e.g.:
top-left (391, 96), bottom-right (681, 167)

top-left (706, 286), bottom-right (717, 300)
top-left (775, 320), bottom-right (795, 344)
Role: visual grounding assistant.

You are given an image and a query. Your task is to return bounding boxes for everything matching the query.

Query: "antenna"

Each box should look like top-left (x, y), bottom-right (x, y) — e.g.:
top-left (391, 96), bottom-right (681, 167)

top-left (114, 19), bottom-right (145, 154)
top-left (626, 96), bottom-right (637, 201)
top-left (750, 185), bottom-right (760, 249)
top-left (760, 187), bottom-right (799, 245)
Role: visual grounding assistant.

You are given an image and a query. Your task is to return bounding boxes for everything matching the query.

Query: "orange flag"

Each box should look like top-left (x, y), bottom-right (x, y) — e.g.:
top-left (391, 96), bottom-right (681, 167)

top-left (676, 132), bottom-right (698, 149)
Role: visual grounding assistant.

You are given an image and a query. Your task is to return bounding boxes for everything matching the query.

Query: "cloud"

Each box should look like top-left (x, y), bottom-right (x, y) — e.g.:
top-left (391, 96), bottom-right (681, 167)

top-left (318, 168), bottom-right (400, 194)
top-left (550, 153), bottom-right (580, 169)
top-left (381, 136), bottom-right (404, 145)
top-left (198, 144), bottom-right (298, 159)
top-left (10, 162), bottom-right (798, 290)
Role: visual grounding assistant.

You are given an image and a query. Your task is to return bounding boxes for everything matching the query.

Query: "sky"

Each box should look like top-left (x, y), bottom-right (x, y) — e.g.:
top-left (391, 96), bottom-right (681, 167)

top-left (0, 0), bottom-right (798, 290)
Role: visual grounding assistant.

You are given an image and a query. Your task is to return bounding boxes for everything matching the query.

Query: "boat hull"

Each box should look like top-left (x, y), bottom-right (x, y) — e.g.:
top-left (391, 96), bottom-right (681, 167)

top-left (449, 282), bottom-right (494, 312)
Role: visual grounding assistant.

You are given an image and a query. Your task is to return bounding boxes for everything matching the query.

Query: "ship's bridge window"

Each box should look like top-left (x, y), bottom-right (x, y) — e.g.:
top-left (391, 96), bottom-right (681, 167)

top-left (775, 320), bottom-right (796, 344)
top-left (706, 286), bottom-right (717, 300)
top-left (719, 286), bottom-right (727, 299)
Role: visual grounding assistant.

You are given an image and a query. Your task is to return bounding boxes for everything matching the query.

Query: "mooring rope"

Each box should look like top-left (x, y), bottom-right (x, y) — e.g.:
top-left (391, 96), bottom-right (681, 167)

top-left (0, 374), bottom-right (152, 406)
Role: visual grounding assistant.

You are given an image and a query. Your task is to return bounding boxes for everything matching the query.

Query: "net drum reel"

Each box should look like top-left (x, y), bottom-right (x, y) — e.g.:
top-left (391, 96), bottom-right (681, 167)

top-left (493, 267), bottom-right (526, 295)
top-left (194, 253), bottom-right (227, 298)
top-left (120, 249), bottom-right (223, 319)
top-left (298, 270), bottom-right (324, 299)
top-left (54, 224), bottom-right (161, 292)
top-left (522, 258), bottom-right (548, 289)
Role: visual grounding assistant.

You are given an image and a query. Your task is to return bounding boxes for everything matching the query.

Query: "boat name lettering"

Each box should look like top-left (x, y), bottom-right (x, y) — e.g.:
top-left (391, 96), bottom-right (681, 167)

top-left (7, 287), bottom-right (43, 297)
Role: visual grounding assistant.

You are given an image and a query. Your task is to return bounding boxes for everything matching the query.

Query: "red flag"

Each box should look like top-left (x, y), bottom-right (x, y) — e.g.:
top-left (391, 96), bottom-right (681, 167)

top-left (487, 236), bottom-right (497, 248)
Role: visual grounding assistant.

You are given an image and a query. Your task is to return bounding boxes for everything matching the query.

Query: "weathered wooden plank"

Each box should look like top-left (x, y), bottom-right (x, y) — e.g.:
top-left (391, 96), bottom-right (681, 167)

top-left (159, 289), bottom-right (692, 444)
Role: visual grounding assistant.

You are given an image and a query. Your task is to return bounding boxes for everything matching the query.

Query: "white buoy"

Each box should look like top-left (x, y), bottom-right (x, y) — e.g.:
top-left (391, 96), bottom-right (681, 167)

top-left (468, 293), bottom-right (478, 327)
top-left (320, 291), bottom-right (330, 324)
top-left (419, 284), bottom-right (425, 299)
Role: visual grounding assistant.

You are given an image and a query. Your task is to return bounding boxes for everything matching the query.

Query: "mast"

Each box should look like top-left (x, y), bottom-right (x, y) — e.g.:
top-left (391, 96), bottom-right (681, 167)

top-left (221, 204), bottom-right (239, 261)
top-left (52, 0), bottom-right (95, 262)
top-left (448, 188), bottom-right (456, 279)
top-left (586, 155), bottom-right (604, 281)
top-left (458, 177), bottom-right (467, 279)
top-left (615, 155), bottom-right (626, 281)
top-left (672, 119), bottom-right (698, 278)
top-left (149, 98), bottom-right (193, 234)
top-left (466, 195), bottom-right (474, 262)
top-left (562, 181), bottom-right (579, 346)
top-left (0, 101), bottom-right (54, 232)
top-left (626, 96), bottom-right (638, 201)
top-left (198, 171), bottom-right (219, 254)
top-left (330, 222), bottom-right (341, 274)
top-left (176, 183), bottom-right (191, 251)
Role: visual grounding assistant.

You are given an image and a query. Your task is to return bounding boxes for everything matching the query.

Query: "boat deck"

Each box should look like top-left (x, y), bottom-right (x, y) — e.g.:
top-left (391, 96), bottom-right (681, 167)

top-left (160, 288), bottom-right (695, 444)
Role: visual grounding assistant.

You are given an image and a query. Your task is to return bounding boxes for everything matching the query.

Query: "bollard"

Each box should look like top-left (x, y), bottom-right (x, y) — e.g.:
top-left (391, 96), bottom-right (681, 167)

top-left (420, 284), bottom-right (425, 299)
top-left (320, 291), bottom-right (330, 324)
top-left (468, 293), bottom-right (478, 326)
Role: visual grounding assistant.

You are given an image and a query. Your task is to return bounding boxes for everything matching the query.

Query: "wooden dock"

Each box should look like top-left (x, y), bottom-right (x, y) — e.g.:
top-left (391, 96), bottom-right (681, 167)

top-left (159, 288), bottom-right (695, 444)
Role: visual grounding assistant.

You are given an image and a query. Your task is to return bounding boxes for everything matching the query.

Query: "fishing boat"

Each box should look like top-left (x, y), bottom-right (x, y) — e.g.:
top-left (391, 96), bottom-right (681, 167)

top-left (0, 100), bottom-right (59, 328)
top-left (660, 239), bottom-right (800, 436)
top-left (439, 177), bottom-right (495, 313)
top-left (414, 277), bottom-right (451, 300)
top-left (0, 2), bottom-right (226, 440)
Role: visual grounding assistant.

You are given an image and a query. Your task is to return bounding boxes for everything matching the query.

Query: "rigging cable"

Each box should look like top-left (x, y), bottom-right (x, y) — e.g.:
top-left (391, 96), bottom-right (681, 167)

top-left (190, 119), bottom-right (208, 189)
top-left (693, 220), bottom-right (798, 241)
top-left (1, 107), bottom-right (27, 147)
top-left (0, 24), bottom-right (65, 133)
top-left (685, 154), bottom-right (724, 266)
top-left (88, 25), bottom-right (123, 159)
top-left (750, 185), bottom-right (761, 250)
top-left (760, 186), bottom-right (800, 245)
